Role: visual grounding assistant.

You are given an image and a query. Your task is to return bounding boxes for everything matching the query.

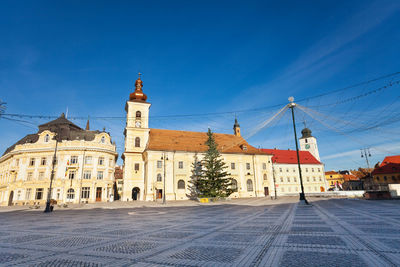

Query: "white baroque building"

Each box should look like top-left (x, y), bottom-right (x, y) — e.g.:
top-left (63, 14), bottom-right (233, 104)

top-left (0, 114), bottom-right (118, 206)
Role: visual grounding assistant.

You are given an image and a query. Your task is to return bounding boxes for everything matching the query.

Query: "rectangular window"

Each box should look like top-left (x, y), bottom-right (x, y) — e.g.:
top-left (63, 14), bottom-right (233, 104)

top-left (306, 177), bottom-right (310, 182)
top-left (25, 188), bottom-right (32, 200)
top-left (305, 168), bottom-right (309, 172)
top-left (85, 156), bottom-right (92, 164)
top-left (262, 163), bottom-right (266, 170)
top-left (29, 158), bottom-right (35, 166)
top-left (40, 157), bottom-right (47, 166)
top-left (16, 159), bottom-right (20, 166)
top-left (69, 171), bottom-right (76, 180)
top-left (98, 157), bottom-right (104, 165)
top-left (279, 168), bottom-right (282, 172)
top-left (27, 172), bottom-right (33, 181)
top-left (294, 177), bottom-right (297, 182)
top-left (178, 161), bottom-right (183, 169)
top-left (312, 168), bottom-right (314, 172)
top-left (97, 171), bottom-right (103, 180)
top-left (319, 177), bottom-right (322, 181)
top-left (231, 163), bottom-right (235, 169)
top-left (280, 177), bottom-right (283, 182)
top-left (293, 168), bottom-right (296, 172)
top-left (286, 168), bottom-right (289, 172)
top-left (157, 161), bottom-right (162, 168)
top-left (134, 163), bottom-right (140, 171)
top-left (246, 163), bottom-right (251, 170)
top-left (313, 177), bottom-right (316, 182)
top-left (287, 177), bottom-right (290, 182)
top-left (83, 170), bottom-right (91, 179)
top-left (38, 172), bottom-right (45, 180)
top-left (81, 187), bottom-right (90, 199)
top-left (318, 168), bottom-right (321, 172)
top-left (35, 188), bottom-right (44, 200)
top-left (109, 159), bottom-right (113, 167)
top-left (70, 156), bottom-right (78, 164)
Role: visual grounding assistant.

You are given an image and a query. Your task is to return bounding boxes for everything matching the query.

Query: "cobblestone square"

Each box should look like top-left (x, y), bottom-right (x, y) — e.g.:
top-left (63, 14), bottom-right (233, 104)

top-left (1, 197), bottom-right (400, 266)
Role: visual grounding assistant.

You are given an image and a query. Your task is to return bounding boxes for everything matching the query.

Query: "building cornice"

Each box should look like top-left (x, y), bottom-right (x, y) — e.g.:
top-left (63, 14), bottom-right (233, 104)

top-left (0, 146), bottom-right (118, 163)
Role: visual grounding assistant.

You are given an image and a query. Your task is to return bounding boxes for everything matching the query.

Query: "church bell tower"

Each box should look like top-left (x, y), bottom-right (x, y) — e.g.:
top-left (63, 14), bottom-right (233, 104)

top-left (299, 127), bottom-right (320, 161)
top-left (123, 73), bottom-right (151, 201)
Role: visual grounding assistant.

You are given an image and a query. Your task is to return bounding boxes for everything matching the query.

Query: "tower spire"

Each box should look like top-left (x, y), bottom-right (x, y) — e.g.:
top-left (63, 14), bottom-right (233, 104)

top-left (129, 72), bottom-right (148, 102)
top-left (233, 116), bottom-right (241, 137)
top-left (85, 116), bottom-right (90, 130)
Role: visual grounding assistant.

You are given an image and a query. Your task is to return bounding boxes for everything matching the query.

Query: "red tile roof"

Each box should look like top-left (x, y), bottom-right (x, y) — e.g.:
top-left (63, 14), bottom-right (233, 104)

top-left (147, 129), bottom-right (267, 155)
top-left (372, 163), bottom-right (400, 175)
top-left (260, 149), bottom-right (321, 164)
top-left (380, 155), bottom-right (400, 166)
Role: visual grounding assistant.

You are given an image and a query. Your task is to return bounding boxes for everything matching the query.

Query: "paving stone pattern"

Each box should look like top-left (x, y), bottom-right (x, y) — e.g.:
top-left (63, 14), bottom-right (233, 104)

top-left (1, 198), bottom-right (400, 266)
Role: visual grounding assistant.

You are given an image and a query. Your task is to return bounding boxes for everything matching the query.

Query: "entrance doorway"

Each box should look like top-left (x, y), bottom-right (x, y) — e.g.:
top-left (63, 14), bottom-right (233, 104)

top-left (264, 187), bottom-right (269, 196)
top-left (132, 187), bottom-right (140, 200)
top-left (96, 187), bottom-right (102, 202)
top-left (156, 189), bottom-right (163, 199)
top-left (8, 191), bottom-right (14, 206)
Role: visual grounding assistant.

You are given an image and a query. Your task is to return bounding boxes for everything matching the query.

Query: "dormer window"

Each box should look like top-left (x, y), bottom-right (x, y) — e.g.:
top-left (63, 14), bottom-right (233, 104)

top-left (101, 136), bottom-right (105, 144)
top-left (136, 111), bottom-right (141, 118)
top-left (44, 134), bottom-right (50, 142)
top-left (241, 145), bottom-right (247, 151)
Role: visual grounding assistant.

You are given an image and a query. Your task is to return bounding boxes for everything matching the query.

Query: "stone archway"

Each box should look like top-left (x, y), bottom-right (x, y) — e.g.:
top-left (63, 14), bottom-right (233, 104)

top-left (132, 187), bottom-right (140, 200)
top-left (8, 191), bottom-right (14, 206)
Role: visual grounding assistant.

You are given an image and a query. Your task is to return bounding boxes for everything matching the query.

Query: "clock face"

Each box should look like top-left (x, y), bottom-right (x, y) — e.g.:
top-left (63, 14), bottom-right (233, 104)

top-left (305, 144), bottom-right (310, 149)
top-left (135, 121), bottom-right (141, 127)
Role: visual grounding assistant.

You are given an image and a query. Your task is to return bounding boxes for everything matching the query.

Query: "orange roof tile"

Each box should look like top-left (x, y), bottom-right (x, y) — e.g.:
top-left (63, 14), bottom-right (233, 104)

top-left (325, 171), bottom-right (338, 175)
top-left (147, 129), bottom-right (268, 155)
top-left (343, 174), bottom-right (358, 181)
top-left (380, 155), bottom-right (400, 166)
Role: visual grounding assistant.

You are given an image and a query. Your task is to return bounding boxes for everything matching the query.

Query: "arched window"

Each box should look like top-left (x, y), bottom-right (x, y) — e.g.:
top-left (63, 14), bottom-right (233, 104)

top-left (263, 174), bottom-right (267, 180)
top-left (101, 136), bottom-right (105, 144)
top-left (135, 137), bottom-right (140, 147)
top-left (177, 180), bottom-right (185, 189)
top-left (247, 179), bottom-right (253, 192)
top-left (231, 179), bottom-right (238, 192)
top-left (44, 134), bottom-right (49, 142)
top-left (67, 188), bottom-right (75, 200)
top-left (136, 111), bottom-right (141, 118)
top-left (157, 173), bottom-right (162, 182)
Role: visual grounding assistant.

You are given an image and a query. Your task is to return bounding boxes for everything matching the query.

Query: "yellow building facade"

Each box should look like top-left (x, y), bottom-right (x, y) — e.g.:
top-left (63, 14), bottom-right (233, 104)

top-left (122, 77), bottom-right (274, 201)
top-left (0, 114), bottom-right (118, 206)
top-left (325, 171), bottom-right (345, 188)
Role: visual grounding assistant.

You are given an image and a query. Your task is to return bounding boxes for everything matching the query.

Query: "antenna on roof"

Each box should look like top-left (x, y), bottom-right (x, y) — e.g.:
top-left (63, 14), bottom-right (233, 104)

top-left (66, 107), bottom-right (68, 119)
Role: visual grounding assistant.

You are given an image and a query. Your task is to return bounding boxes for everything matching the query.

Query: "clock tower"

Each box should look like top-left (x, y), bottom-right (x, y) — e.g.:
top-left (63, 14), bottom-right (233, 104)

top-left (299, 127), bottom-right (320, 161)
top-left (122, 73), bottom-right (151, 201)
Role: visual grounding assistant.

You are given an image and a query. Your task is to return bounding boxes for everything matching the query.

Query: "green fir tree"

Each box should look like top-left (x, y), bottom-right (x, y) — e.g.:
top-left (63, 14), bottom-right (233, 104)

top-left (195, 128), bottom-right (233, 198)
top-left (187, 153), bottom-right (202, 199)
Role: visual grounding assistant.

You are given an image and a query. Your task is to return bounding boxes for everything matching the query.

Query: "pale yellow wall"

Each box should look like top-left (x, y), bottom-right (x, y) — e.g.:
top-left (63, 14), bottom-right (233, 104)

top-left (0, 130), bottom-right (117, 206)
top-left (122, 149), bottom-right (273, 201)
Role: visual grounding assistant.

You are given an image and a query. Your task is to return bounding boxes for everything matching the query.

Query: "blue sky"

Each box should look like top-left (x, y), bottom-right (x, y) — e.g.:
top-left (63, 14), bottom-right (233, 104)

top-left (1, 0), bottom-right (400, 170)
